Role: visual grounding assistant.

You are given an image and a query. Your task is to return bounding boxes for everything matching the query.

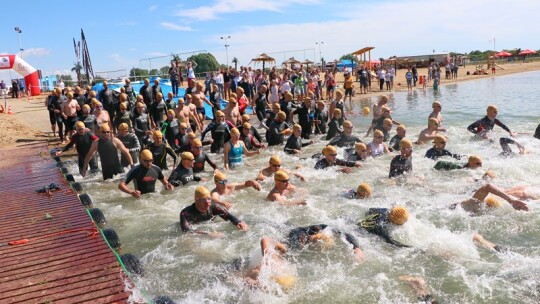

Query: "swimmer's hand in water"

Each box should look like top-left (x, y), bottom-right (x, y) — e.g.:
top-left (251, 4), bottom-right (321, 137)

top-left (340, 167), bottom-right (353, 173)
top-left (510, 199), bottom-right (528, 211)
top-left (131, 190), bottom-right (142, 198)
top-left (237, 221), bottom-right (249, 231)
top-left (245, 180), bottom-right (262, 191)
top-left (353, 248), bottom-right (365, 263)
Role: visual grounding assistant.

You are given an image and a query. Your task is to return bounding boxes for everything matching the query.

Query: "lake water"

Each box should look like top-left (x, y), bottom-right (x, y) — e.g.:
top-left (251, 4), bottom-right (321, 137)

top-left (74, 71), bottom-right (540, 303)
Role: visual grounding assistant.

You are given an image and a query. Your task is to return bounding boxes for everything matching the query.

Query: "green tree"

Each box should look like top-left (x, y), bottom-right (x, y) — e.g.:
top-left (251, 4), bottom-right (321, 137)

top-left (339, 54), bottom-right (358, 63)
top-left (232, 57), bottom-right (239, 70)
top-left (159, 66), bottom-right (170, 76)
top-left (186, 53), bottom-right (220, 74)
top-left (71, 62), bottom-right (83, 85)
top-left (56, 74), bottom-right (74, 86)
top-left (129, 67), bottom-right (149, 81)
top-left (149, 69), bottom-right (159, 76)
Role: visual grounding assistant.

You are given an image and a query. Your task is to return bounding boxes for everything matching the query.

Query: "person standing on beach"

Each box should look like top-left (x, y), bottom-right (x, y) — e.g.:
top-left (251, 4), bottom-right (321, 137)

top-left (412, 65), bottom-right (418, 86)
top-left (405, 68), bottom-right (413, 93)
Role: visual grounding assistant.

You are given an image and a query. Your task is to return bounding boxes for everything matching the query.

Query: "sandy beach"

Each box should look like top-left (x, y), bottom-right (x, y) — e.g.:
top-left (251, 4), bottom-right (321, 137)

top-left (1, 60), bottom-right (539, 149)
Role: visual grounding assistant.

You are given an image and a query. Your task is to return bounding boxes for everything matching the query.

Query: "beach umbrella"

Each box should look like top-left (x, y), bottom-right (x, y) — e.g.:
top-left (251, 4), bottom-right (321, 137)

top-left (518, 49), bottom-right (537, 56)
top-left (283, 57), bottom-right (300, 69)
top-left (495, 51), bottom-right (512, 57)
top-left (301, 59), bottom-right (314, 68)
top-left (250, 53), bottom-right (275, 71)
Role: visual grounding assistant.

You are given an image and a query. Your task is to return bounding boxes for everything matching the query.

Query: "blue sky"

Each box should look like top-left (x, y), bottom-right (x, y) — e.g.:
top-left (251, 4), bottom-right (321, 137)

top-left (1, 0), bottom-right (539, 81)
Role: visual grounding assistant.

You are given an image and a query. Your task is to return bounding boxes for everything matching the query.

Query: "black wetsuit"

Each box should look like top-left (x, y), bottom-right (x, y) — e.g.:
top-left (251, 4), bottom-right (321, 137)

top-left (313, 108), bottom-right (328, 135)
top-left (124, 84), bottom-right (136, 106)
top-left (358, 208), bottom-right (410, 247)
top-left (240, 133), bottom-right (263, 151)
top-left (152, 83), bottom-right (162, 104)
top-left (389, 134), bottom-right (403, 152)
top-left (74, 93), bottom-right (87, 119)
top-left (97, 137), bottom-right (124, 180)
top-left (149, 100), bottom-right (167, 128)
top-left (201, 121), bottom-right (232, 153)
top-left (179, 203), bottom-right (241, 232)
top-left (124, 164), bottom-right (164, 194)
top-left (254, 92), bottom-right (267, 122)
top-left (389, 155), bottom-right (412, 178)
top-left (49, 94), bottom-right (65, 141)
top-left (287, 224), bottom-right (360, 250)
top-left (193, 152), bottom-right (217, 173)
top-left (424, 148), bottom-right (462, 160)
top-left (113, 111), bottom-right (133, 132)
top-left (266, 120), bottom-right (290, 146)
top-left (133, 112), bottom-right (151, 148)
top-left (165, 98), bottom-right (176, 111)
top-left (249, 125), bottom-right (263, 143)
top-left (81, 114), bottom-right (98, 134)
top-left (347, 152), bottom-right (366, 162)
top-left (314, 158), bottom-right (356, 170)
top-left (467, 116), bottom-right (511, 135)
top-left (139, 84), bottom-right (153, 107)
top-left (328, 134), bottom-right (362, 149)
top-left (326, 118), bottom-right (343, 140)
top-left (116, 132), bottom-right (141, 167)
top-left (499, 137), bottom-right (519, 156)
top-left (168, 164), bottom-right (201, 186)
top-left (99, 88), bottom-right (114, 116)
top-left (284, 135), bottom-right (312, 154)
top-left (161, 119), bottom-right (181, 150)
top-left (62, 132), bottom-right (99, 173)
top-left (534, 124), bottom-right (540, 140)
top-left (434, 161), bottom-right (466, 170)
top-left (372, 115), bottom-right (392, 132)
top-left (293, 104), bottom-right (313, 139)
top-left (148, 143), bottom-right (177, 170)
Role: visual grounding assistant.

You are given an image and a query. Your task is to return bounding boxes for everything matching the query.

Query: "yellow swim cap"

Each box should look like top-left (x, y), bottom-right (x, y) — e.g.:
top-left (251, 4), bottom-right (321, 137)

top-left (433, 135), bottom-right (446, 144)
top-left (383, 118), bottom-right (393, 125)
top-left (483, 170), bottom-right (496, 180)
top-left (293, 124), bottom-right (302, 131)
top-left (399, 138), bottom-right (413, 149)
top-left (357, 182), bottom-right (372, 198)
top-left (229, 98), bottom-right (237, 104)
top-left (428, 118), bottom-right (439, 126)
top-left (100, 124), bottom-right (110, 132)
top-left (322, 145), bottom-right (337, 155)
top-left (181, 151), bottom-right (195, 161)
top-left (75, 121), bottom-right (85, 129)
top-left (214, 171), bottom-right (226, 182)
top-left (118, 123), bottom-right (129, 131)
top-left (120, 102), bottom-right (127, 110)
top-left (140, 149), bottom-right (153, 161)
top-left (153, 130), bottom-right (163, 139)
top-left (468, 155), bottom-right (482, 166)
top-left (277, 111), bottom-right (287, 120)
top-left (243, 122), bottom-right (251, 130)
top-left (389, 206), bottom-right (409, 225)
top-left (354, 143), bottom-right (367, 151)
top-left (272, 103), bottom-right (281, 110)
top-left (432, 101), bottom-right (441, 108)
top-left (230, 128), bottom-right (240, 136)
top-left (167, 109), bottom-right (175, 116)
top-left (396, 124), bottom-right (407, 131)
top-left (82, 104), bottom-right (91, 111)
top-left (242, 114), bottom-right (250, 121)
top-left (192, 138), bottom-right (202, 147)
top-left (333, 108), bottom-right (342, 116)
top-left (194, 186), bottom-right (211, 201)
top-left (485, 197), bottom-right (502, 208)
top-left (269, 155), bottom-right (282, 166)
top-left (487, 105), bottom-right (498, 113)
top-left (215, 110), bottom-right (225, 117)
top-left (273, 275), bottom-right (297, 292)
top-left (373, 130), bottom-right (384, 138)
top-left (362, 106), bottom-right (370, 116)
top-left (274, 170), bottom-right (289, 182)
top-left (343, 120), bottom-right (353, 129)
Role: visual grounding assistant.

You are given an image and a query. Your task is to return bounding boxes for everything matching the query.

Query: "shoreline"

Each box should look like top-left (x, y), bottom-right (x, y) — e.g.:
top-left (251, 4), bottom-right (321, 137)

top-left (1, 61), bottom-right (540, 148)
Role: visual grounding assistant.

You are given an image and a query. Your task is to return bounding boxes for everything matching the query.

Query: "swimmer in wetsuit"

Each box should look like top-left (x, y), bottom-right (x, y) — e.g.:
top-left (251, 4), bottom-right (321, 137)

top-left (345, 182), bottom-right (372, 199)
top-left (424, 135), bottom-right (462, 160)
top-left (191, 139), bottom-right (218, 173)
top-left (326, 108), bottom-right (343, 141)
top-left (328, 120), bottom-right (362, 149)
top-left (81, 124), bottom-right (133, 179)
top-left (210, 171), bottom-right (262, 209)
top-left (55, 121), bottom-right (99, 174)
top-left (148, 130), bottom-right (177, 170)
top-left (287, 224), bottom-right (365, 262)
top-left (116, 123), bottom-right (141, 167)
top-left (358, 206), bottom-right (411, 247)
top-left (201, 110), bottom-right (233, 153)
top-left (347, 142), bottom-right (369, 162)
top-left (389, 124), bottom-right (406, 152)
top-left (118, 149), bottom-right (174, 198)
top-left (267, 170), bottom-right (307, 206)
top-left (389, 139), bottom-right (413, 178)
top-left (256, 155), bottom-right (306, 182)
top-left (168, 152), bottom-right (205, 186)
top-left (314, 145), bottom-right (362, 173)
top-left (284, 124), bottom-right (313, 154)
top-left (179, 186), bottom-right (249, 236)
top-left (450, 183), bottom-right (529, 213)
top-left (434, 155), bottom-right (483, 171)
top-left (498, 137), bottom-right (527, 156)
top-left (467, 105), bottom-right (516, 140)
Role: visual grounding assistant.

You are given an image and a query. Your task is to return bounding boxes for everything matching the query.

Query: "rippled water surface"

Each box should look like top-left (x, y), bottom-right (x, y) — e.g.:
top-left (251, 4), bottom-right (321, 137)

top-left (73, 71), bottom-right (540, 303)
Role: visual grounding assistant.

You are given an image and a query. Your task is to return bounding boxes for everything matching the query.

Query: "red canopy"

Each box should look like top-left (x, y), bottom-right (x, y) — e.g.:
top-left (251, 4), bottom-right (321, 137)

top-left (495, 51), bottom-right (512, 57)
top-left (519, 49), bottom-right (537, 56)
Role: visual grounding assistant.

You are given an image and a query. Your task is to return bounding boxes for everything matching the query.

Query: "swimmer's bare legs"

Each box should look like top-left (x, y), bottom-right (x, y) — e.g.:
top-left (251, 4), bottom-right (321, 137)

top-left (462, 183), bottom-right (529, 211)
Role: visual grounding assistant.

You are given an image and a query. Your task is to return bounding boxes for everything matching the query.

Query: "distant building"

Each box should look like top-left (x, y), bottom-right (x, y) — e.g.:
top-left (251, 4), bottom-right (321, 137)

top-left (395, 53), bottom-right (450, 68)
top-left (40, 75), bottom-right (58, 92)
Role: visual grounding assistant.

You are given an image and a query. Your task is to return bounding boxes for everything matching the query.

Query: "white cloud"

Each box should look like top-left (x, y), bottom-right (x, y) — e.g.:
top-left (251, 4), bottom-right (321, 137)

top-left (149, 5), bottom-right (157, 11)
top-left (176, 0), bottom-right (321, 21)
top-left (212, 0), bottom-right (540, 66)
top-left (21, 48), bottom-right (50, 57)
top-left (160, 22), bottom-right (193, 31)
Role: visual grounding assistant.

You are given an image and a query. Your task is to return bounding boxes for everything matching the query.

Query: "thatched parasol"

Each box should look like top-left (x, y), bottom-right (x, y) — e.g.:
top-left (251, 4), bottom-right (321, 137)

top-left (250, 53), bottom-right (276, 71)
